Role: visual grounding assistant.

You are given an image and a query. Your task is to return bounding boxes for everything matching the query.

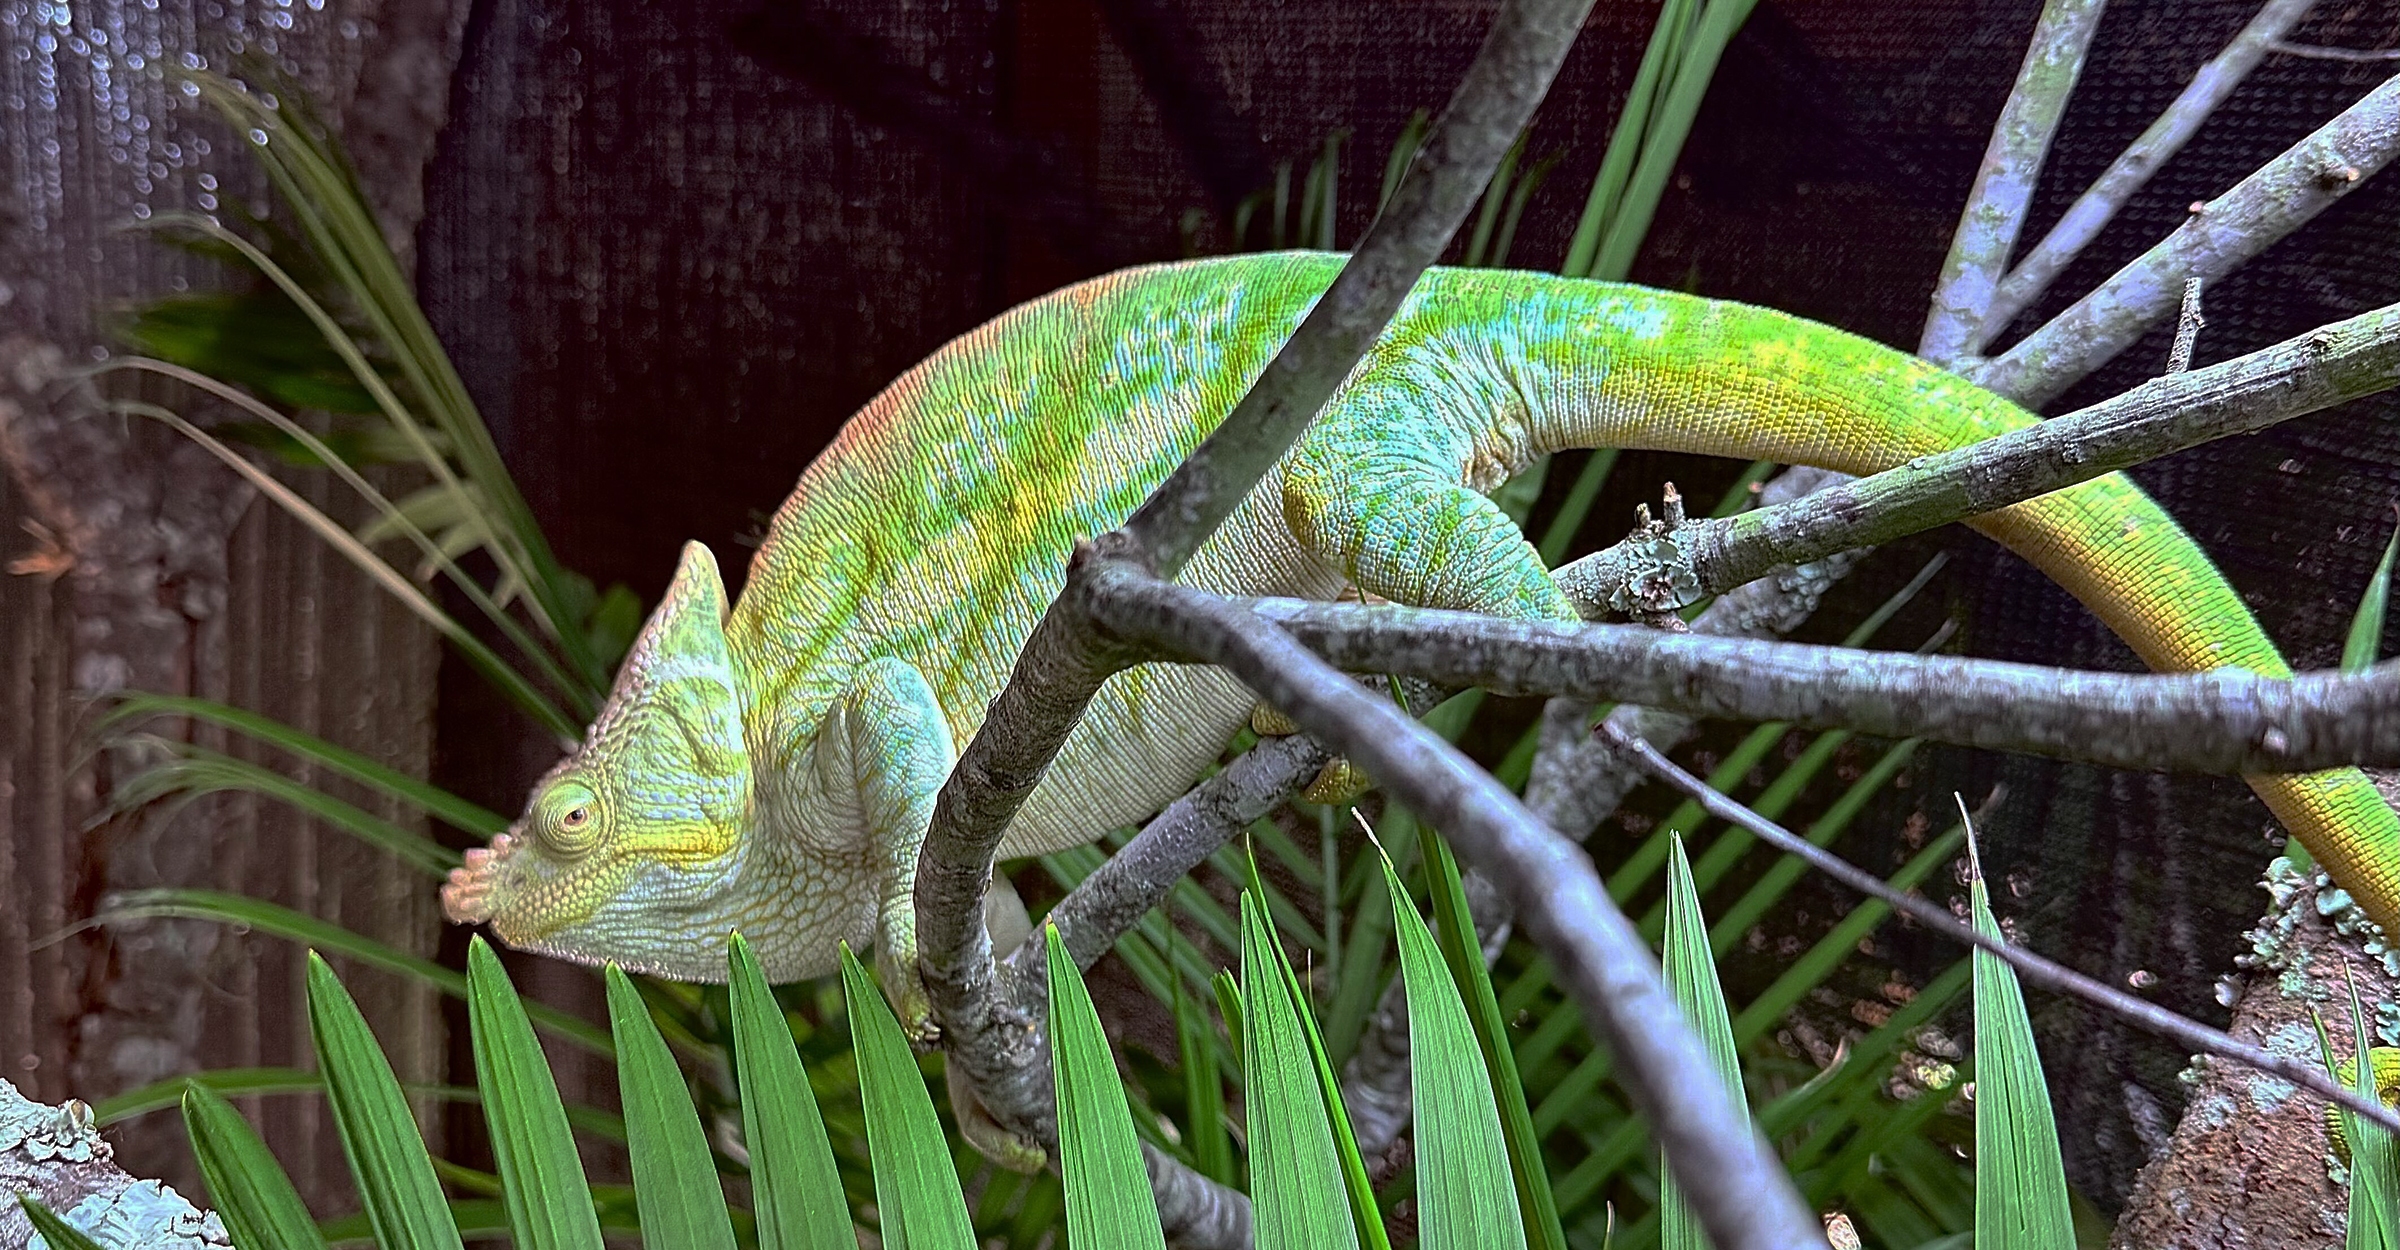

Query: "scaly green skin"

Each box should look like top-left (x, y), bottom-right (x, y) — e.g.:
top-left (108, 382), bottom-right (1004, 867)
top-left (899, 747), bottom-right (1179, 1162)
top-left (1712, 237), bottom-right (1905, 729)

top-left (441, 252), bottom-right (2400, 1017)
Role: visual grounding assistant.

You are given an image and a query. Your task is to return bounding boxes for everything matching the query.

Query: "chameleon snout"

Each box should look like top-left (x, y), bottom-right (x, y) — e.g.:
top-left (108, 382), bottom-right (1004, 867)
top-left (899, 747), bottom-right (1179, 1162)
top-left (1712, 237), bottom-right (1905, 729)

top-left (441, 832), bottom-right (521, 924)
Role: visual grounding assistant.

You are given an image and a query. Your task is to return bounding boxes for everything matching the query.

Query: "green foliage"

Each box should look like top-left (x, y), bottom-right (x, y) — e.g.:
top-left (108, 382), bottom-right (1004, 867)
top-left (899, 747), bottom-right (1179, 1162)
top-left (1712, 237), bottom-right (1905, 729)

top-left (467, 939), bottom-right (605, 1250)
top-left (1046, 922), bottom-right (1171, 1248)
top-left (728, 935), bottom-right (855, 1250)
top-left (605, 966), bottom-right (740, 1250)
top-left (1966, 821), bottom-right (2075, 1250)
top-left (2348, 514), bottom-right (2398, 674)
top-left (841, 947), bottom-right (978, 1249)
top-left (1378, 846), bottom-right (1527, 1247)
top-left (2317, 976), bottom-right (2400, 1250)
top-left (1241, 891), bottom-right (1366, 1250)
top-left (18, 1197), bottom-right (111, 1250)
top-left (1657, 835), bottom-right (1748, 1250)
top-left (305, 952), bottom-right (465, 1250)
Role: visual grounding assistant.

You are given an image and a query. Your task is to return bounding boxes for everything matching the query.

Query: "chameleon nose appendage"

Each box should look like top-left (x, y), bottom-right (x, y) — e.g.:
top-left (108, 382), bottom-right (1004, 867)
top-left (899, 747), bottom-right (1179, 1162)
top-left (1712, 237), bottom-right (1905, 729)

top-left (441, 832), bottom-right (520, 924)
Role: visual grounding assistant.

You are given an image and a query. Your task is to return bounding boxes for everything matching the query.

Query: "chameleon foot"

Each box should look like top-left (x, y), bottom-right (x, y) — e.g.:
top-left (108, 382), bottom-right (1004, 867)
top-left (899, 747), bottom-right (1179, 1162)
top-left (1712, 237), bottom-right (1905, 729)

top-left (946, 1062), bottom-right (1049, 1172)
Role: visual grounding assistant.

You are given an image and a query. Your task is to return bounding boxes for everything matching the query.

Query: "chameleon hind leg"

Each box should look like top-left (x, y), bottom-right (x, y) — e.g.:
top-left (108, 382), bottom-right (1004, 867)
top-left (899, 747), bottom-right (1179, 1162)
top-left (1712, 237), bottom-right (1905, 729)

top-left (1283, 410), bottom-right (1584, 627)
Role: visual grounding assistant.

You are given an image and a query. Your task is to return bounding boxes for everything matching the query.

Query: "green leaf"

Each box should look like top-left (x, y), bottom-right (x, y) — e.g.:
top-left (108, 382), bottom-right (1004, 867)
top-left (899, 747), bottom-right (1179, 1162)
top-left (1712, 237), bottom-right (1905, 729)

top-left (728, 934), bottom-right (855, 1250)
top-left (467, 938), bottom-right (605, 1250)
top-left (18, 1197), bottom-right (108, 1250)
top-left (1378, 850), bottom-right (1525, 1249)
top-left (95, 693), bottom-right (507, 834)
top-left (1044, 921), bottom-right (1169, 1248)
top-left (1424, 831), bottom-right (1566, 1250)
top-left (839, 944), bottom-right (976, 1249)
top-left (306, 952), bottom-right (465, 1250)
top-left (1241, 891), bottom-right (1362, 1250)
top-left (108, 739), bottom-right (458, 876)
top-left (1212, 969), bottom-right (1248, 1076)
top-left (192, 1121), bottom-right (345, 1250)
top-left (2347, 517), bottom-right (2399, 674)
top-left (604, 966), bottom-right (739, 1250)
top-left (2315, 976), bottom-right (2400, 1250)
top-left (1658, 834), bottom-right (1750, 1250)
top-left (1966, 821), bottom-right (2074, 1250)
top-left (1172, 920), bottom-right (1238, 1187)
top-left (94, 890), bottom-right (612, 1056)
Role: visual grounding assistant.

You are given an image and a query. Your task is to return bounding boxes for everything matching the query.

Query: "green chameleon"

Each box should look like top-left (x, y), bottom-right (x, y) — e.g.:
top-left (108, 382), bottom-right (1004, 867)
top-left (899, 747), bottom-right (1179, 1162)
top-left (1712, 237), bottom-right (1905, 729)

top-left (441, 252), bottom-right (2400, 1029)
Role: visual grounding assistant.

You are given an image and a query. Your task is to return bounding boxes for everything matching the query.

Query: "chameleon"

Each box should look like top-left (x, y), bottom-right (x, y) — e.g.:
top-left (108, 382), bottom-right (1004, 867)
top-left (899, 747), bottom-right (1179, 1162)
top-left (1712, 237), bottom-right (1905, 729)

top-left (439, 250), bottom-right (2400, 1026)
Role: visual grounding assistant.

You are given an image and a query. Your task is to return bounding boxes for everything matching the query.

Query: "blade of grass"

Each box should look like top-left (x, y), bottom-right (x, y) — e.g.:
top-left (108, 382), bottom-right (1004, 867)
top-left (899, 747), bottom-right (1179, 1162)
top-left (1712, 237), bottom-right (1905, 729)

top-left (467, 938), bottom-right (604, 1250)
top-left (727, 934), bottom-right (855, 1250)
top-left (1241, 891), bottom-right (1364, 1250)
top-left (1045, 921), bottom-right (1170, 1248)
top-left (178, 1083), bottom-right (339, 1250)
top-left (306, 952), bottom-right (465, 1250)
top-left (1562, 0), bottom-right (1698, 277)
top-left (1425, 830), bottom-right (1567, 1250)
top-left (840, 944), bottom-right (977, 1249)
top-left (105, 1068), bottom-right (625, 1142)
top-left (604, 966), bottom-right (739, 1250)
top-left (93, 889), bottom-right (612, 1056)
top-left (1172, 905), bottom-right (1239, 1187)
top-left (107, 739), bottom-right (457, 875)
top-left (1591, 0), bottom-right (1762, 280)
top-left (96, 693), bottom-right (507, 833)
top-left (1657, 834), bottom-right (1751, 1250)
top-left (1965, 810), bottom-right (2074, 1250)
top-left (2348, 516), bottom-right (2398, 672)
top-left (1378, 848), bottom-right (1526, 1248)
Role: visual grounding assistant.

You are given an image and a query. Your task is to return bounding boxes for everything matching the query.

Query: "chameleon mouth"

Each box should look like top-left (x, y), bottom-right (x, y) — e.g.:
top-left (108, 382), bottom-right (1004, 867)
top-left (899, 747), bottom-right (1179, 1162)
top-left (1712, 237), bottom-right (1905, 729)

top-left (441, 831), bottom-right (521, 924)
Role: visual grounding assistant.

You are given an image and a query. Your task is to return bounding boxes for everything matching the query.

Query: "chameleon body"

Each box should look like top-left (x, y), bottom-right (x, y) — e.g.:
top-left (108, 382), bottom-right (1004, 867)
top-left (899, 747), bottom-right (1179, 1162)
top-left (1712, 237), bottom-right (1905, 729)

top-left (440, 251), bottom-right (2400, 1010)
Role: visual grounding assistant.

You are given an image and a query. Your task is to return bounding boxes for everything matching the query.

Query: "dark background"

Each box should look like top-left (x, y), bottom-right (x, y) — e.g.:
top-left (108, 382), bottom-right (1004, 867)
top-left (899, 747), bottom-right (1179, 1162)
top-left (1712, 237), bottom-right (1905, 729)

top-left (8, 0), bottom-right (2400, 1211)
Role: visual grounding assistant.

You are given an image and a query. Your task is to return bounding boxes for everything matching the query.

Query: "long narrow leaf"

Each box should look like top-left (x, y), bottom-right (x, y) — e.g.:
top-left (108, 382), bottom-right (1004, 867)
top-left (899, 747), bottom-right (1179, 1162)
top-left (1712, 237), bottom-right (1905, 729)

top-left (1241, 892), bottom-right (1361, 1250)
top-left (604, 966), bottom-right (739, 1249)
top-left (840, 945), bottom-right (976, 1249)
top-left (108, 739), bottom-right (457, 876)
top-left (306, 952), bottom-right (464, 1250)
top-left (468, 939), bottom-right (604, 1250)
top-left (182, 1070), bottom-right (331, 1247)
top-left (1658, 834), bottom-right (1750, 1250)
top-left (728, 934), bottom-right (855, 1250)
top-left (1379, 851), bottom-right (1524, 1248)
top-left (1424, 831), bottom-right (1566, 1250)
top-left (96, 693), bottom-right (506, 833)
top-left (1965, 816), bottom-right (2073, 1250)
top-left (1045, 922), bottom-right (1170, 1248)
top-left (2348, 517), bottom-right (2399, 673)
top-left (1172, 918), bottom-right (1238, 1187)
top-left (94, 890), bottom-right (613, 1056)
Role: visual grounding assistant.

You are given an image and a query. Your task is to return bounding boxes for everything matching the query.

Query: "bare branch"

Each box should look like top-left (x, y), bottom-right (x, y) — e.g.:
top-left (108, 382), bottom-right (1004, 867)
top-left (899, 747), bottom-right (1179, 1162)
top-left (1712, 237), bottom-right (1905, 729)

top-left (2271, 40), bottom-right (2400, 63)
top-left (1975, 71), bottom-right (2400, 405)
top-left (1004, 731), bottom-right (1330, 985)
top-left (1250, 597), bottom-right (2400, 773)
top-left (1918, 0), bottom-right (2109, 365)
top-left (1089, 561), bottom-right (1833, 1250)
top-left (2167, 276), bottom-right (2206, 373)
top-left (1598, 728), bottom-right (2400, 1136)
top-left (1554, 298), bottom-right (2400, 614)
top-left (910, 0), bottom-right (1603, 1239)
top-left (1977, 0), bottom-right (2323, 345)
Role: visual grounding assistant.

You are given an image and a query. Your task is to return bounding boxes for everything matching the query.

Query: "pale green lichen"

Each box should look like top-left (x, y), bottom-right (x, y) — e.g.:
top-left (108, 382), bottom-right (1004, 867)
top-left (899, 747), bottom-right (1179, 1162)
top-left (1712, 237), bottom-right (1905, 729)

top-left (2234, 858), bottom-right (2400, 1003)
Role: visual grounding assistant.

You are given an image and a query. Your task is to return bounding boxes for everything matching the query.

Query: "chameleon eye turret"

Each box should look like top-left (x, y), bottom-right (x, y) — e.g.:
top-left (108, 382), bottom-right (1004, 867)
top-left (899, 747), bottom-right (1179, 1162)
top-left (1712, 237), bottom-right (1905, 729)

top-left (534, 782), bottom-right (602, 857)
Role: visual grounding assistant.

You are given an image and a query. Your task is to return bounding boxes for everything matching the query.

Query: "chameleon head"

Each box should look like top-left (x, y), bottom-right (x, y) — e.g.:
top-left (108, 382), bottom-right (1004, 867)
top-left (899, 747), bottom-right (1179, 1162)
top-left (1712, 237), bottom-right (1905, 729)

top-left (442, 541), bottom-right (756, 981)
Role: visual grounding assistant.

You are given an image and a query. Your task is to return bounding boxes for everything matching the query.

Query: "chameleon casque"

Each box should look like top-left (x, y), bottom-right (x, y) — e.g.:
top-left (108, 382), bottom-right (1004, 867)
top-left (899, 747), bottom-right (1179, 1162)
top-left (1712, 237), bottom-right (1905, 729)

top-left (440, 251), bottom-right (2400, 1026)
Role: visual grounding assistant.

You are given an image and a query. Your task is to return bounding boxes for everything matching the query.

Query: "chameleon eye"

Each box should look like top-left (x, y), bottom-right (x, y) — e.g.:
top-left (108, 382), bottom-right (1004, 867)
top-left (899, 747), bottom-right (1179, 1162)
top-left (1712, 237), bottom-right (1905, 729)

top-left (536, 783), bottom-right (601, 855)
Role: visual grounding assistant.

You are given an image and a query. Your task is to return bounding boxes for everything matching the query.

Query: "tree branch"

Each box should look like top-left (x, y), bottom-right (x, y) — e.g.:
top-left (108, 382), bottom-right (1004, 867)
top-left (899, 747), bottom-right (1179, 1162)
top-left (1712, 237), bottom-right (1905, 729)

top-left (1975, 70), bottom-right (2400, 405)
top-left (1085, 562), bottom-right (1829, 1250)
top-left (1918, 0), bottom-right (2108, 365)
top-left (1553, 298), bottom-right (2400, 615)
top-left (1598, 728), bottom-right (2400, 1136)
top-left (1250, 596), bottom-right (2400, 773)
top-left (909, 0), bottom-right (1603, 1241)
top-left (1975, 0), bottom-right (2322, 348)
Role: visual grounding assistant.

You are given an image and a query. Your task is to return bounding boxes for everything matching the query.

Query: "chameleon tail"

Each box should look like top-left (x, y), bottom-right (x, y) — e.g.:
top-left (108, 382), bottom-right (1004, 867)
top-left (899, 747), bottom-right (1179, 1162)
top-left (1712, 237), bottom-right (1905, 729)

top-left (1467, 268), bottom-right (2400, 933)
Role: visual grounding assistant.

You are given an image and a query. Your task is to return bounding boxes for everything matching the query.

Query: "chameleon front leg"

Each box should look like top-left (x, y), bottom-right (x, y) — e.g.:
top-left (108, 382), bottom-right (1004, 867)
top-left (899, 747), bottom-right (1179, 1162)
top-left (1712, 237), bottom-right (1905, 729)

top-left (810, 656), bottom-right (956, 1042)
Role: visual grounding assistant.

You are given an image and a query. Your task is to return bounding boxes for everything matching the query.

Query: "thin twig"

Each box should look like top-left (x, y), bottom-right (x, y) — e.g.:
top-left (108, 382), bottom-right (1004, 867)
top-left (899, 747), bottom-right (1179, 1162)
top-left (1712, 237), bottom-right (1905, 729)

top-left (1977, 0), bottom-right (2323, 346)
top-left (1250, 596), bottom-right (2400, 773)
top-left (1918, 0), bottom-right (2110, 366)
top-left (909, 0), bottom-right (1604, 1241)
top-left (2272, 40), bottom-right (2400, 63)
top-left (2167, 277), bottom-right (2206, 373)
top-left (1598, 727), bottom-right (2400, 1136)
top-left (1086, 562), bottom-right (1828, 1250)
top-left (1975, 71), bottom-right (2400, 405)
top-left (1552, 298), bottom-right (2400, 614)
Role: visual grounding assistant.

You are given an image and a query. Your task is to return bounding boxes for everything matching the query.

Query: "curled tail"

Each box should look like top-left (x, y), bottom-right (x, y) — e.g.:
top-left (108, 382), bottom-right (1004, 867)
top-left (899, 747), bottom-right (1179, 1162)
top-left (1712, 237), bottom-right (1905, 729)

top-left (1388, 264), bottom-right (2400, 931)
